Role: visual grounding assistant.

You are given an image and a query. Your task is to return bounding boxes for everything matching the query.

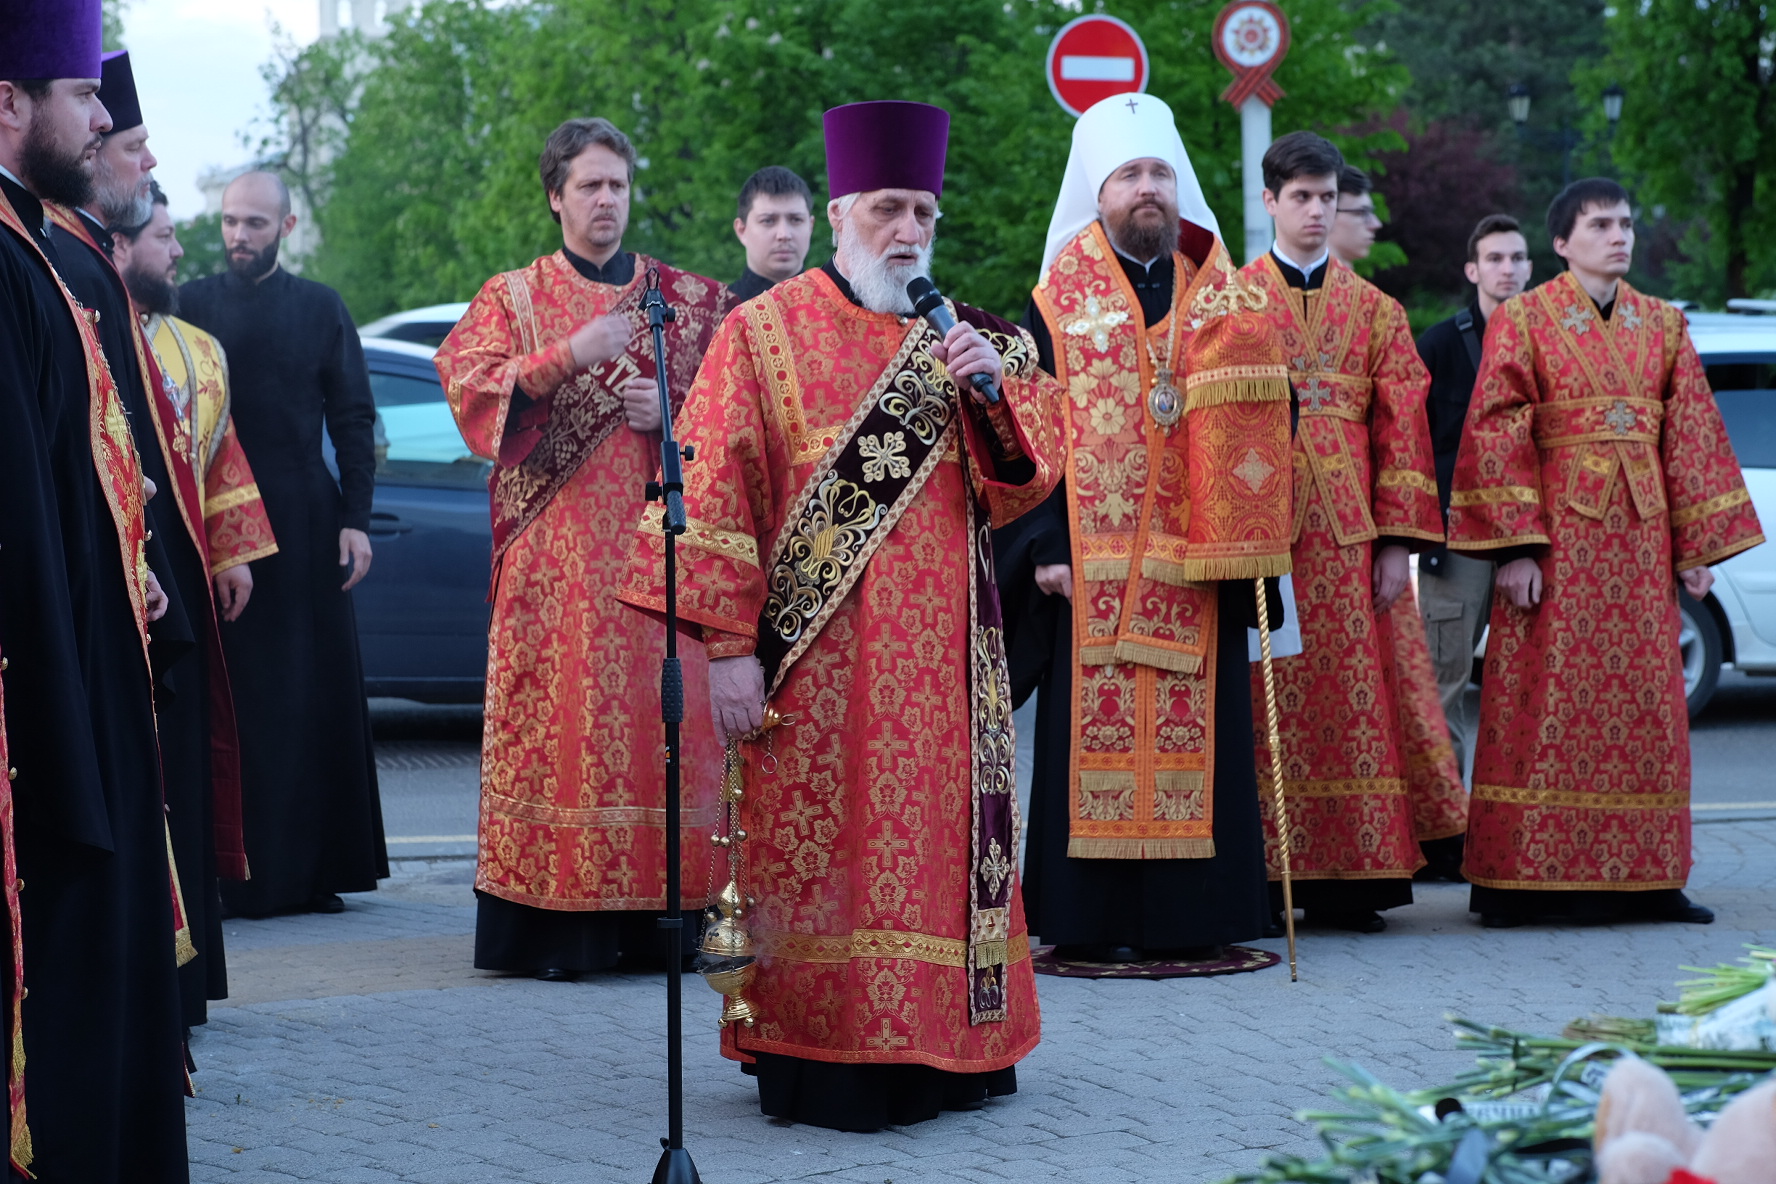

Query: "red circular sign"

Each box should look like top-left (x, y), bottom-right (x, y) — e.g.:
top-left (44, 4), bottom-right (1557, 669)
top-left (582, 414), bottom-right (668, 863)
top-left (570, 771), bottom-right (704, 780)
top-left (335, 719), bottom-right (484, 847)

top-left (1045, 14), bottom-right (1150, 118)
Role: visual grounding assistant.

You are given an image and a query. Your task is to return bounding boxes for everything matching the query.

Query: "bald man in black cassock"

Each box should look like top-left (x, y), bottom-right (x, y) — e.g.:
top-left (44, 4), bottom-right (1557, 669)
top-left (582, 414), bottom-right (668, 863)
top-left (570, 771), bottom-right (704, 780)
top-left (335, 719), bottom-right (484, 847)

top-left (180, 171), bottom-right (387, 918)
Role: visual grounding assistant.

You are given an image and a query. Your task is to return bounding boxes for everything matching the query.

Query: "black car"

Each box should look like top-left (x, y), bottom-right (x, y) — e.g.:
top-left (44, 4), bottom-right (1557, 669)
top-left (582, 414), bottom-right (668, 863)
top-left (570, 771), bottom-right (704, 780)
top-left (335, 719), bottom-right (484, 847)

top-left (351, 338), bottom-right (492, 702)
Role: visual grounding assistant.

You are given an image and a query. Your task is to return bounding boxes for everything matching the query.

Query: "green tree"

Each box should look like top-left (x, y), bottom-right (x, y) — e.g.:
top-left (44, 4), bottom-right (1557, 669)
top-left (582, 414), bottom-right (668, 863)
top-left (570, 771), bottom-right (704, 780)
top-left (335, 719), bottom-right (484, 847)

top-left (1579, 0), bottom-right (1776, 302)
top-left (103, 0), bottom-right (129, 48)
top-left (291, 0), bottom-right (1410, 323)
top-left (1358, 0), bottom-right (1611, 293)
top-left (175, 211), bottom-right (229, 281)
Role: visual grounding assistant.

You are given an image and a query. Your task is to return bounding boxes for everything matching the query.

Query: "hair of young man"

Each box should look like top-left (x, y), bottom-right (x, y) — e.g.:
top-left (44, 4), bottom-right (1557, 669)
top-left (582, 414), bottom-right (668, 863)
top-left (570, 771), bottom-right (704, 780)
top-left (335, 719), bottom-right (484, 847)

top-left (539, 117), bottom-right (636, 224)
top-left (1337, 164), bottom-right (1372, 198)
top-left (1261, 131), bottom-right (1345, 196)
top-left (737, 165), bottom-right (812, 222)
top-left (1466, 213), bottom-right (1523, 264)
top-left (1546, 178), bottom-right (1630, 245)
top-left (114, 178), bottom-right (168, 242)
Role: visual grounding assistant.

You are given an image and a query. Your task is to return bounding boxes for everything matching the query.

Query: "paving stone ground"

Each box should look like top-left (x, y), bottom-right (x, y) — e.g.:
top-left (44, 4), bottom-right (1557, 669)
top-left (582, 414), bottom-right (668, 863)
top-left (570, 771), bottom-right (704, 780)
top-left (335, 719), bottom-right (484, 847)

top-left (186, 818), bottom-right (1776, 1183)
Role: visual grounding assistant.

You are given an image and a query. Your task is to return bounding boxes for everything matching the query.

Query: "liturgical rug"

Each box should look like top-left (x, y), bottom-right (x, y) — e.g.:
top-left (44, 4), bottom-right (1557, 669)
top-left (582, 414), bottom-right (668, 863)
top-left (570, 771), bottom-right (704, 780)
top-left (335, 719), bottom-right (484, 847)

top-left (1031, 944), bottom-right (1280, 979)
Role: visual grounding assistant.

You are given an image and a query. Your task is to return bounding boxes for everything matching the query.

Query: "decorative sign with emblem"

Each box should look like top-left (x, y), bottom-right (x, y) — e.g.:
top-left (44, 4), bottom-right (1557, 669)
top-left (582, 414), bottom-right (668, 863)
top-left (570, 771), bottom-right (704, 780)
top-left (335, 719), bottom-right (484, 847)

top-left (1213, 1), bottom-right (1291, 108)
top-left (1045, 14), bottom-right (1150, 118)
top-left (1212, 0), bottom-right (1294, 265)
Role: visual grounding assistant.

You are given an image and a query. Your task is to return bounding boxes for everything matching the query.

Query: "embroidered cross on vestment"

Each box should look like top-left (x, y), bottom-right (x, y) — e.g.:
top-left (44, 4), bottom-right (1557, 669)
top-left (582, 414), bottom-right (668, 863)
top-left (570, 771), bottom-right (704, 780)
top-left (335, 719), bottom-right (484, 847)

top-left (1561, 304), bottom-right (1594, 335)
top-left (1299, 379), bottom-right (1335, 412)
top-left (1604, 399), bottom-right (1636, 435)
top-left (1060, 295), bottom-right (1130, 352)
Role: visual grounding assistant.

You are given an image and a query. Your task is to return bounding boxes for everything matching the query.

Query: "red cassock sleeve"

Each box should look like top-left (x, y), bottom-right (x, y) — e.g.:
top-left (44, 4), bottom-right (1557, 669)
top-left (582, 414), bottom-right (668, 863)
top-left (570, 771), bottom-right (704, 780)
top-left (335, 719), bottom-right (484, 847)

top-left (1447, 297), bottom-right (1552, 552)
top-left (1659, 307), bottom-right (1765, 569)
top-left (1367, 296), bottom-right (1443, 543)
top-left (436, 273), bottom-right (578, 465)
top-left (620, 311), bottom-right (779, 657)
top-left (203, 418), bottom-right (279, 573)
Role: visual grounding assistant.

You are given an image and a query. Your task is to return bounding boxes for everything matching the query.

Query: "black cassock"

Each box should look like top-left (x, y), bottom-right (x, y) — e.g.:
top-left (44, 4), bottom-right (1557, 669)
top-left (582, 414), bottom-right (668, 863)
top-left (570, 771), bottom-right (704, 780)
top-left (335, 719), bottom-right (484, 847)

top-left (994, 252), bottom-right (1271, 956)
top-left (51, 212), bottom-right (227, 1027)
top-left (0, 178), bottom-right (188, 1181)
top-left (179, 268), bottom-right (387, 917)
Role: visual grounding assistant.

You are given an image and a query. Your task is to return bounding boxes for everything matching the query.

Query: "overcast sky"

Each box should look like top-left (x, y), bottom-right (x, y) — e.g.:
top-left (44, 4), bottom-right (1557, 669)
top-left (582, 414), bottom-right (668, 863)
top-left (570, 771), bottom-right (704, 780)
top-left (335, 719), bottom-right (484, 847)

top-left (123, 0), bottom-right (320, 219)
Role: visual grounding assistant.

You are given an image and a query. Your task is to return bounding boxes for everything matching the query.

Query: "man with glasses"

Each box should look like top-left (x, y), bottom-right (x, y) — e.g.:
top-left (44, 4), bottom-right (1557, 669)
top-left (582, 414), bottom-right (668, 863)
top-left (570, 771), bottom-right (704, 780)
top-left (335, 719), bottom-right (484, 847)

top-left (1328, 163), bottom-right (1383, 265)
top-left (1328, 162), bottom-right (1472, 883)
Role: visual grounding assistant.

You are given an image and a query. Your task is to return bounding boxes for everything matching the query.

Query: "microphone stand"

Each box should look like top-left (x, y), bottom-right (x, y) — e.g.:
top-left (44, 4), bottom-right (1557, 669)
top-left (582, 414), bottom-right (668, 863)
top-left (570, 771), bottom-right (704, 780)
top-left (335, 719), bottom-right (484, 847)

top-left (640, 266), bottom-right (701, 1184)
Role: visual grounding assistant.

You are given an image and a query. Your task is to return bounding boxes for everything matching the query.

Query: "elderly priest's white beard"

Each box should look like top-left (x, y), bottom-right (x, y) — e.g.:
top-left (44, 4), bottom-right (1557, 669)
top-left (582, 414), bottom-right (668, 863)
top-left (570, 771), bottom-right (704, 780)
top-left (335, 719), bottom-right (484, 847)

top-left (836, 222), bottom-right (934, 316)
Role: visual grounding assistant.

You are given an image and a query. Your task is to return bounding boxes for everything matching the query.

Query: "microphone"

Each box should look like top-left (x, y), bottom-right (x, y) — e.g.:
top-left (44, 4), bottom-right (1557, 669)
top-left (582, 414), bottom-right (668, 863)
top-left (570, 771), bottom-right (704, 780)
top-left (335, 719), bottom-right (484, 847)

top-left (905, 276), bottom-right (1001, 404)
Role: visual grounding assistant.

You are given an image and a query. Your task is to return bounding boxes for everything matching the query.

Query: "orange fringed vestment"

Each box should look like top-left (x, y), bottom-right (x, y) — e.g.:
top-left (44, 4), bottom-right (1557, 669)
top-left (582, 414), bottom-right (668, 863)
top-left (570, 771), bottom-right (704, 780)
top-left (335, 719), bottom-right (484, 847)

top-left (436, 252), bottom-right (730, 912)
top-left (1448, 272), bottom-right (1763, 891)
top-left (619, 268), bottom-right (1059, 1071)
top-left (1032, 223), bottom-right (1292, 859)
top-left (1237, 256), bottom-right (1461, 885)
top-left (145, 313), bottom-right (279, 573)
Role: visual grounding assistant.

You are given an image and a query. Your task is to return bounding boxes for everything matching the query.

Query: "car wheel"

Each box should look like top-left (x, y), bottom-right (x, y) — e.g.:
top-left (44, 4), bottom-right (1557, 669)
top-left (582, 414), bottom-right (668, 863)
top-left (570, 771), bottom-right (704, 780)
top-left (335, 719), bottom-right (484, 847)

top-left (1679, 590), bottom-right (1722, 718)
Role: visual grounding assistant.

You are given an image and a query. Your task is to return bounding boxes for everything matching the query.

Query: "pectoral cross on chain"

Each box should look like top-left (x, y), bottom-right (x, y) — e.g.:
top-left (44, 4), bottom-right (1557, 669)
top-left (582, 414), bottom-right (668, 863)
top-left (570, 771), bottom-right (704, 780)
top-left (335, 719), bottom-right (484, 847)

top-left (1604, 399), bottom-right (1636, 435)
top-left (1561, 304), bottom-right (1594, 335)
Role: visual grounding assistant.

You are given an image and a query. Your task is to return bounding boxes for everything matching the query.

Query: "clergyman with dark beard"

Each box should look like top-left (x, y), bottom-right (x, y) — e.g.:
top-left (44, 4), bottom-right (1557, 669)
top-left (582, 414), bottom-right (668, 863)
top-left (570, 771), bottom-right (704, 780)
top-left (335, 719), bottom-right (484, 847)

top-left (178, 169), bottom-right (389, 919)
top-left (0, 0), bottom-right (193, 1175)
top-left (992, 93), bottom-right (1294, 967)
top-left (44, 50), bottom-right (271, 1038)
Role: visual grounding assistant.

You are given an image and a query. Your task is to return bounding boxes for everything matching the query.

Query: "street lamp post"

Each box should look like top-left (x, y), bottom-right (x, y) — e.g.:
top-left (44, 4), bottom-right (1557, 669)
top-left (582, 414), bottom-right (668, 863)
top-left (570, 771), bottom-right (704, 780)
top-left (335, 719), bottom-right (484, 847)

top-left (1507, 82), bottom-right (1626, 187)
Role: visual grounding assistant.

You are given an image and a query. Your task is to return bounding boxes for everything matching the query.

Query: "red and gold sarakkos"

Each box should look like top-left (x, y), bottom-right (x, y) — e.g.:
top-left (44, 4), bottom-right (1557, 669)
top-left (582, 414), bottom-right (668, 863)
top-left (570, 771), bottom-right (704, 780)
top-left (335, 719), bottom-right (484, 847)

top-left (1448, 271), bottom-right (1763, 890)
top-left (1237, 256), bottom-right (1458, 883)
top-left (620, 268), bottom-right (1058, 1072)
top-left (1033, 222), bottom-right (1292, 860)
top-left (437, 253), bottom-right (729, 913)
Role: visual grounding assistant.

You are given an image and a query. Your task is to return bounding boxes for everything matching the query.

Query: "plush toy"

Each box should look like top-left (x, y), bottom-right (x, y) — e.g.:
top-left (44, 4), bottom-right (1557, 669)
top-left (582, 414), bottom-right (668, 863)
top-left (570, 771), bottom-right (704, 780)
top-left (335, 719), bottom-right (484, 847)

top-left (1594, 1056), bottom-right (1776, 1184)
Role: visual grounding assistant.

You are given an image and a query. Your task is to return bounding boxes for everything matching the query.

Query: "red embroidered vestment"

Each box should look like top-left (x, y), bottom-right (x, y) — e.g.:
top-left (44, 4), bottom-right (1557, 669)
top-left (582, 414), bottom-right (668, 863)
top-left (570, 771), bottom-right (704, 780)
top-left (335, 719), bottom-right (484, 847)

top-left (620, 269), bottom-right (1060, 1071)
top-left (437, 252), bottom-right (730, 912)
top-left (1237, 256), bottom-right (1461, 882)
top-left (1448, 271), bottom-right (1763, 889)
top-left (1033, 222), bottom-right (1293, 859)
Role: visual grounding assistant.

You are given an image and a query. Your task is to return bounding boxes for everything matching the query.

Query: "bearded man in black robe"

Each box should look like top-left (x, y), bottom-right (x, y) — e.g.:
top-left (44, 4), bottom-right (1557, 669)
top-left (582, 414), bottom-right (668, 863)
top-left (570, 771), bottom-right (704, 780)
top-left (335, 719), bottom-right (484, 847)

top-left (0, 0), bottom-right (190, 1177)
top-left (179, 170), bottom-right (387, 917)
top-left (44, 48), bottom-right (245, 1032)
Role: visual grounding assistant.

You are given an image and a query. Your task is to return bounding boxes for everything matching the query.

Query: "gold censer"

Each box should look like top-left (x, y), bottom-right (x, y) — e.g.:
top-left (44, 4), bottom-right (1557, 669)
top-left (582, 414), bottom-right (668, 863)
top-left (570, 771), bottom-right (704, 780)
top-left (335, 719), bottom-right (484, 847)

top-left (695, 706), bottom-right (789, 1028)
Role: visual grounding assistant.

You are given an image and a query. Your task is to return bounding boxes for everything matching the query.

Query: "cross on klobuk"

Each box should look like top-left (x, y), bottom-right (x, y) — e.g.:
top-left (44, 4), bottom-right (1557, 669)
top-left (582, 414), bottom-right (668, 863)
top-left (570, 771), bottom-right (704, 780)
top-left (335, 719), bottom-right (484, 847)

top-left (1125, 97), bottom-right (1141, 114)
top-left (1604, 399), bottom-right (1636, 435)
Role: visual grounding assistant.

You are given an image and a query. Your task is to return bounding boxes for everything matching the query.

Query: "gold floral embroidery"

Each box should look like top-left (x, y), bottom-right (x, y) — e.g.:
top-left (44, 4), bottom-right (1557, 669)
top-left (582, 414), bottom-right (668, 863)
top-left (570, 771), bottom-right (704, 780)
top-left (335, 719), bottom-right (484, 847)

top-left (858, 432), bottom-right (911, 483)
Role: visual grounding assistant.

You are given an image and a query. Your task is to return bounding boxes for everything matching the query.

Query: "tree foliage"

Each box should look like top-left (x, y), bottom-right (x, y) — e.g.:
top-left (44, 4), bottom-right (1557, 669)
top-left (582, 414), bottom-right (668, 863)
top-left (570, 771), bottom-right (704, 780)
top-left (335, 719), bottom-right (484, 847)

top-left (175, 212), bottom-right (229, 281)
top-left (1363, 112), bottom-right (1519, 308)
top-left (287, 0), bottom-right (1409, 323)
top-left (1580, 0), bottom-right (1776, 301)
top-left (1358, 0), bottom-right (1611, 302)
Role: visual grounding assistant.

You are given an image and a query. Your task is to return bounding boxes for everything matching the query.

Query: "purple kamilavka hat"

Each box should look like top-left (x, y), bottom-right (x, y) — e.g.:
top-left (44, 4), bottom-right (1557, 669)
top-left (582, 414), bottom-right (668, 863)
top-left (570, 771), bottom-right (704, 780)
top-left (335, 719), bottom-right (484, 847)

top-left (0, 0), bottom-right (104, 80)
top-left (823, 101), bottom-right (950, 199)
top-left (99, 50), bottom-right (143, 133)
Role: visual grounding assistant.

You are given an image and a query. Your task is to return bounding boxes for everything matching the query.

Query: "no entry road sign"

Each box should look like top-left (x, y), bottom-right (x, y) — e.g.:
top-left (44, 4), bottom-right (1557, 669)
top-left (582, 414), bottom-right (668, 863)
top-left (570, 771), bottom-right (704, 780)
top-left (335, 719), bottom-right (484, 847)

top-left (1046, 14), bottom-right (1150, 118)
